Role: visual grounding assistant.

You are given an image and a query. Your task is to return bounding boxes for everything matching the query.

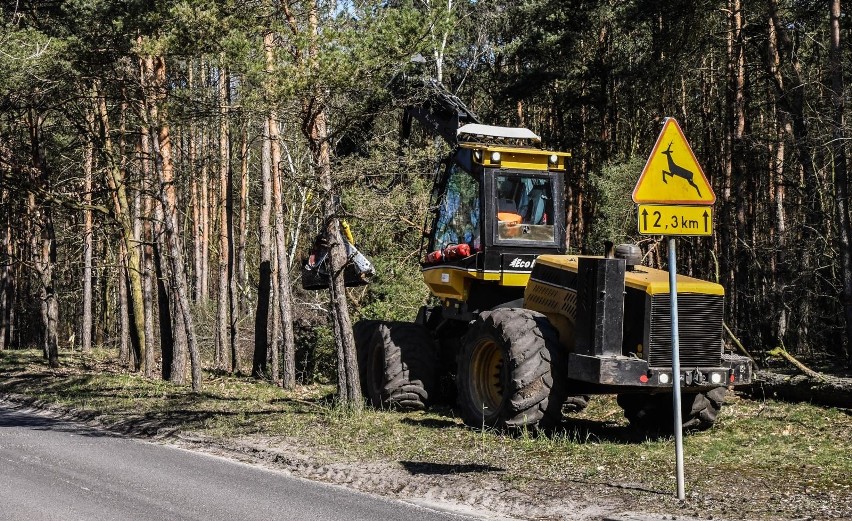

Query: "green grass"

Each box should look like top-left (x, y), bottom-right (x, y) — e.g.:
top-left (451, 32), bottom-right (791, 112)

top-left (1, 349), bottom-right (850, 520)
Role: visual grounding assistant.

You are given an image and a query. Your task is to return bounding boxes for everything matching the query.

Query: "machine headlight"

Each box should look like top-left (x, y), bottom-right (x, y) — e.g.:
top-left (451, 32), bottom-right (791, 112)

top-left (659, 373), bottom-right (670, 384)
top-left (490, 151), bottom-right (501, 164)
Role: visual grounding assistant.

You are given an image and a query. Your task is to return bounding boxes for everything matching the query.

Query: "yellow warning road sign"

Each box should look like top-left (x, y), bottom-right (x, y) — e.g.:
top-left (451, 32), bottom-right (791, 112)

top-left (638, 204), bottom-right (713, 236)
top-left (632, 118), bottom-right (716, 205)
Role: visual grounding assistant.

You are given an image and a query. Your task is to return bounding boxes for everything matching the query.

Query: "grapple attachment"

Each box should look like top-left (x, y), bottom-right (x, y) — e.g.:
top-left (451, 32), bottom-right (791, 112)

top-left (301, 237), bottom-right (375, 290)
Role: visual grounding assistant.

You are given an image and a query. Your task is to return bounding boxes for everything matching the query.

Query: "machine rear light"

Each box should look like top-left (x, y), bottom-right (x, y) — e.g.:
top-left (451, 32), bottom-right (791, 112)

top-left (549, 154), bottom-right (558, 165)
top-left (659, 373), bottom-right (670, 384)
top-left (490, 151), bottom-right (501, 164)
top-left (639, 374), bottom-right (649, 383)
top-left (710, 372), bottom-right (723, 385)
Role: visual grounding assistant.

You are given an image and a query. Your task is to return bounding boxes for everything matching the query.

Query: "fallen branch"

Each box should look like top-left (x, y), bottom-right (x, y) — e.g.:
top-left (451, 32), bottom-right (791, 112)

top-left (766, 346), bottom-right (824, 381)
top-left (724, 323), bottom-right (756, 366)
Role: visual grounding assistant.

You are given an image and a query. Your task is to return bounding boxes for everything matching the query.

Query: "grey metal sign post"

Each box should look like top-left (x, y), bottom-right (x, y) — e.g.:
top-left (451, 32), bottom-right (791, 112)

top-left (668, 237), bottom-right (685, 500)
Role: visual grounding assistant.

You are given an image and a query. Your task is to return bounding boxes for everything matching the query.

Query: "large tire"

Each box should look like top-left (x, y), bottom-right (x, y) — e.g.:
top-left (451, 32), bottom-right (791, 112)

top-left (617, 387), bottom-right (727, 432)
top-left (456, 308), bottom-right (567, 430)
top-left (353, 320), bottom-right (380, 396)
top-left (353, 320), bottom-right (438, 411)
top-left (563, 394), bottom-right (590, 414)
top-left (684, 387), bottom-right (727, 429)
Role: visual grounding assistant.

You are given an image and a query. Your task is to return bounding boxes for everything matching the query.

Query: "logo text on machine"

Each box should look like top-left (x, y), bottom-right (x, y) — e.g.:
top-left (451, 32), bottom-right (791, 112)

top-left (508, 258), bottom-right (534, 269)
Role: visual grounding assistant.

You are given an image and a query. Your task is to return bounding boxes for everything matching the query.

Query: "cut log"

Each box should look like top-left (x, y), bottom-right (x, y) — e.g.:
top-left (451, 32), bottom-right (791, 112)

top-left (744, 346), bottom-right (852, 408)
top-left (749, 370), bottom-right (852, 409)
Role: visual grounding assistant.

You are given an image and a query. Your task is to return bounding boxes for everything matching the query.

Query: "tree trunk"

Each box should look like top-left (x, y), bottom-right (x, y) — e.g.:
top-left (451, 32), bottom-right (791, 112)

top-left (153, 222), bottom-right (174, 381)
top-left (0, 191), bottom-right (12, 350)
top-left (118, 243), bottom-right (130, 364)
top-left (188, 64), bottom-right (203, 305)
top-left (237, 120), bottom-right (249, 319)
top-left (0, 200), bottom-right (6, 350)
top-left (95, 86), bottom-right (146, 370)
top-left (271, 117), bottom-right (296, 389)
top-left (132, 128), bottom-right (145, 363)
top-left (226, 118), bottom-right (239, 375)
top-left (306, 142), bottom-right (352, 389)
top-left (750, 370), bottom-right (852, 409)
top-left (730, 0), bottom-right (747, 337)
top-left (766, 5), bottom-right (794, 346)
top-left (270, 243), bottom-right (280, 383)
top-left (28, 110), bottom-right (58, 368)
top-left (253, 113), bottom-right (273, 378)
top-left (95, 238), bottom-right (107, 349)
top-left (196, 66), bottom-right (210, 305)
top-left (40, 219), bottom-right (59, 368)
top-left (200, 129), bottom-right (210, 302)
top-left (82, 108), bottom-right (94, 353)
top-left (146, 117), bottom-right (176, 381)
top-left (5, 190), bottom-right (14, 350)
top-left (215, 62), bottom-right (232, 371)
top-left (303, 5), bottom-right (361, 405)
top-left (768, 1), bottom-right (822, 220)
top-left (171, 277), bottom-right (188, 383)
top-left (829, 0), bottom-right (852, 361)
top-left (191, 158), bottom-right (202, 303)
top-left (5, 248), bottom-right (15, 349)
top-left (140, 127), bottom-right (157, 378)
top-left (750, 344), bottom-right (852, 407)
top-left (119, 99), bottom-right (142, 367)
top-left (145, 54), bottom-right (202, 391)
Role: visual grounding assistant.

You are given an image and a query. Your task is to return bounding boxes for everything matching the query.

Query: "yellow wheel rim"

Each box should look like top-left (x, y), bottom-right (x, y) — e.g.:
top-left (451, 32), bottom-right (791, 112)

top-left (470, 338), bottom-right (503, 414)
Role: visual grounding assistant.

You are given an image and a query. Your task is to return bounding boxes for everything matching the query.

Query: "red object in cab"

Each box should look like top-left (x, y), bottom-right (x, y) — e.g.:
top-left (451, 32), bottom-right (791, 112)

top-left (425, 249), bottom-right (443, 263)
top-left (443, 243), bottom-right (470, 260)
top-left (425, 243), bottom-right (471, 264)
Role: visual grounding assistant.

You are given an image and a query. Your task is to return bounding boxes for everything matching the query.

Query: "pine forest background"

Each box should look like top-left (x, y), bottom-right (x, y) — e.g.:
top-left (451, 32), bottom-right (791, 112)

top-left (0, 0), bottom-right (850, 395)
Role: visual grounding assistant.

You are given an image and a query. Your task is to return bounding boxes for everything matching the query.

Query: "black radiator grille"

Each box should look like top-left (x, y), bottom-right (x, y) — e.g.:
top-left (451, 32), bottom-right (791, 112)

top-left (648, 293), bottom-right (724, 368)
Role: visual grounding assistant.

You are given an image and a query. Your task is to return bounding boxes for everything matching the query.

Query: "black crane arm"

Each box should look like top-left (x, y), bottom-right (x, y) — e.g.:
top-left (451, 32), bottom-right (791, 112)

top-left (389, 74), bottom-right (480, 148)
top-left (335, 73), bottom-right (479, 157)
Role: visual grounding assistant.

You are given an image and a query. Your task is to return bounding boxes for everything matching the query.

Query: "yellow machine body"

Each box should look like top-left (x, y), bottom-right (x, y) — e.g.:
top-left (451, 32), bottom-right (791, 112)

top-left (422, 265), bottom-right (531, 304)
top-left (524, 254), bottom-right (724, 354)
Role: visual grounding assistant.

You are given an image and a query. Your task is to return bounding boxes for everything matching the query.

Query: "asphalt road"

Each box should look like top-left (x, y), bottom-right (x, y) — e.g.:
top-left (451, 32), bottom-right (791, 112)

top-left (0, 403), bottom-right (478, 521)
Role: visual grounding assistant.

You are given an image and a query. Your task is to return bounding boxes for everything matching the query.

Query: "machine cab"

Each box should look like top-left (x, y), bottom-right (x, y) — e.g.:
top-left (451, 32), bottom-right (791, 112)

top-left (422, 124), bottom-right (570, 314)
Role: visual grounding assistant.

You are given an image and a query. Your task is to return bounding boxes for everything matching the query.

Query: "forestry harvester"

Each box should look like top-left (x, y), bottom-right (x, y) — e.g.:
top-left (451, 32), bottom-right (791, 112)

top-left (313, 74), bottom-right (753, 431)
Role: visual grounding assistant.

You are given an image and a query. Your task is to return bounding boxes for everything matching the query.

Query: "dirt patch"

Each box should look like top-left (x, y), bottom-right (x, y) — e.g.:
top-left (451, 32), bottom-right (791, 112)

top-left (170, 432), bottom-right (628, 521)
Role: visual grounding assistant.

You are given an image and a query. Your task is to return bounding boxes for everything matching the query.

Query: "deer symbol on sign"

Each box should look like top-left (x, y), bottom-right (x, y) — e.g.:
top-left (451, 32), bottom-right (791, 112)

top-left (661, 141), bottom-right (702, 197)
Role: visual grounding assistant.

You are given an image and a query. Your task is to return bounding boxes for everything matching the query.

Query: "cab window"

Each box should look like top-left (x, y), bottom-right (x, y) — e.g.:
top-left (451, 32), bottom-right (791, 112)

top-left (433, 166), bottom-right (480, 251)
top-left (494, 174), bottom-right (555, 243)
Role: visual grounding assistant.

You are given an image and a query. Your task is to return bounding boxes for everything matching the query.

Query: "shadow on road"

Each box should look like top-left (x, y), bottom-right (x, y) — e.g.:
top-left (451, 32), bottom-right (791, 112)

top-left (0, 404), bottom-right (118, 438)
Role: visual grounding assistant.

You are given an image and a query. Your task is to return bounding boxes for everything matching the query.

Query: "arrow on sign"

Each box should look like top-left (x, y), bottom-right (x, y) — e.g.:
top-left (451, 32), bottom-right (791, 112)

top-left (636, 204), bottom-right (714, 236)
